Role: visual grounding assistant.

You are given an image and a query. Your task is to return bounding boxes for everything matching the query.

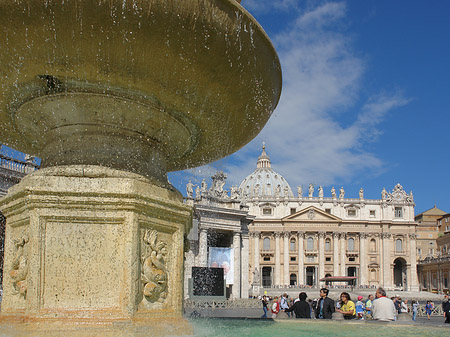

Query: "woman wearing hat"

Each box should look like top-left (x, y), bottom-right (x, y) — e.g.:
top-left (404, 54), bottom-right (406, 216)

top-left (355, 296), bottom-right (365, 320)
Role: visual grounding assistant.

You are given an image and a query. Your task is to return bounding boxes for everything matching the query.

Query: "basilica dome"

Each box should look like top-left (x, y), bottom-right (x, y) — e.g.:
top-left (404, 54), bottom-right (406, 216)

top-left (239, 145), bottom-right (294, 199)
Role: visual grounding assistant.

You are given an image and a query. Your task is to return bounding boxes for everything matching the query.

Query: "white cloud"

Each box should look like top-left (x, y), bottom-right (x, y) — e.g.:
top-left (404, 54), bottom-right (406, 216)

top-left (224, 2), bottom-right (409, 189)
top-left (178, 1), bottom-right (409, 192)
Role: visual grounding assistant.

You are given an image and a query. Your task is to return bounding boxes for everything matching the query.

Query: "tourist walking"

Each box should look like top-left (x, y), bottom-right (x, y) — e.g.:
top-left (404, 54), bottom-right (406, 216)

top-left (443, 295), bottom-right (450, 323)
top-left (400, 299), bottom-right (408, 314)
top-left (271, 296), bottom-right (280, 318)
top-left (285, 292), bottom-right (311, 318)
top-left (336, 292), bottom-right (356, 320)
top-left (372, 287), bottom-right (396, 321)
top-left (425, 300), bottom-right (433, 320)
top-left (314, 288), bottom-right (335, 319)
top-left (261, 295), bottom-right (268, 318)
top-left (280, 293), bottom-right (290, 318)
top-left (411, 300), bottom-right (419, 321)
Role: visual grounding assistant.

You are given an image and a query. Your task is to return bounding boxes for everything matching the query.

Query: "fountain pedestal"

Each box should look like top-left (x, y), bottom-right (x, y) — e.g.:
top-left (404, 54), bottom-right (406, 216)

top-left (0, 166), bottom-right (192, 335)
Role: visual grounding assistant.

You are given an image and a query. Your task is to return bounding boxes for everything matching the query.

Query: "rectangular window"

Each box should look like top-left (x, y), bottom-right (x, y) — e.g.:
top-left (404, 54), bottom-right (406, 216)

top-left (349, 257), bottom-right (355, 262)
top-left (325, 208), bottom-right (331, 214)
top-left (370, 210), bottom-right (376, 217)
top-left (290, 256), bottom-right (296, 262)
top-left (446, 217), bottom-right (449, 223)
top-left (307, 256), bottom-right (314, 262)
top-left (417, 248), bottom-right (422, 255)
top-left (446, 225), bottom-right (450, 232)
top-left (263, 208), bottom-right (272, 215)
top-left (290, 208), bottom-right (296, 215)
top-left (347, 209), bottom-right (356, 217)
top-left (394, 207), bottom-right (403, 218)
top-left (263, 257), bottom-right (270, 261)
top-left (325, 257), bottom-right (331, 262)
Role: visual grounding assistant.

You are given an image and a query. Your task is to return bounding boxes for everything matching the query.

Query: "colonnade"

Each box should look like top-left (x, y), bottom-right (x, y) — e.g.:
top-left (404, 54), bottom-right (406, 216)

top-left (251, 231), bottom-right (418, 290)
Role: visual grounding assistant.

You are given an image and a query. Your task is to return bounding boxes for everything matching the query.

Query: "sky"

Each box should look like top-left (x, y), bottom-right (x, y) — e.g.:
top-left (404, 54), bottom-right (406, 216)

top-left (169, 0), bottom-right (450, 215)
top-left (1, 0), bottom-right (450, 215)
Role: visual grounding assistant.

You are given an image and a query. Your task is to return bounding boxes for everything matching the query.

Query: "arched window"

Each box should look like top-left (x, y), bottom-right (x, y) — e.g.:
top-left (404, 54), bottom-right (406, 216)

top-left (263, 237), bottom-right (271, 251)
top-left (307, 237), bottom-right (314, 251)
top-left (348, 238), bottom-right (354, 251)
top-left (290, 239), bottom-right (296, 251)
top-left (370, 239), bottom-right (376, 252)
top-left (370, 269), bottom-right (376, 281)
top-left (396, 239), bottom-right (402, 252)
top-left (290, 273), bottom-right (297, 286)
top-left (325, 239), bottom-right (331, 251)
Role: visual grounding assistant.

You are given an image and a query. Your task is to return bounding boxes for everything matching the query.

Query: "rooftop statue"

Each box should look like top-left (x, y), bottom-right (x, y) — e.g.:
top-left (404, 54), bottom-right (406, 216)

top-left (339, 187), bottom-right (345, 199)
top-left (331, 186), bottom-right (337, 199)
top-left (297, 185), bottom-right (303, 198)
top-left (308, 184), bottom-right (314, 198)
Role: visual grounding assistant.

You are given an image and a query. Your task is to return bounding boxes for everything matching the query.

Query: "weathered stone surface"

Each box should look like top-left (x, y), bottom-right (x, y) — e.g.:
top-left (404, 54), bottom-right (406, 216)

top-left (0, 166), bottom-right (192, 331)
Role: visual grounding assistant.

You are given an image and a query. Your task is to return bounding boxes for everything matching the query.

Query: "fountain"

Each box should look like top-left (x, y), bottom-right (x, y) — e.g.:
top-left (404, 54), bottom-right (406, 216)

top-left (0, 0), bottom-right (281, 335)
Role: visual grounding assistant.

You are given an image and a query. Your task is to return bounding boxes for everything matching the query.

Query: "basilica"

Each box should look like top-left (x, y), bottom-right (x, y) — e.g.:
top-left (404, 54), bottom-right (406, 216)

top-left (184, 146), bottom-right (419, 299)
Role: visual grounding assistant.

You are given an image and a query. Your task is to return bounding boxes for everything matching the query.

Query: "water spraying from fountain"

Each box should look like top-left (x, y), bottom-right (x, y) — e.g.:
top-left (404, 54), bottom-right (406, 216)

top-left (0, 0), bottom-right (281, 335)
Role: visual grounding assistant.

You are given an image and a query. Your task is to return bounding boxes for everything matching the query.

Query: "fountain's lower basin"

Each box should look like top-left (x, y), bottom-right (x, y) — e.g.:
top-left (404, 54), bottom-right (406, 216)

top-left (189, 318), bottom-right (449, 337)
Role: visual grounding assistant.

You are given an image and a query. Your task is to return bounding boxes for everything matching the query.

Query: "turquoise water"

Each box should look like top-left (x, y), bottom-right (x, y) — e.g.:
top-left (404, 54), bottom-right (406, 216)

top-left (190, 318), bottom-right (448, 337)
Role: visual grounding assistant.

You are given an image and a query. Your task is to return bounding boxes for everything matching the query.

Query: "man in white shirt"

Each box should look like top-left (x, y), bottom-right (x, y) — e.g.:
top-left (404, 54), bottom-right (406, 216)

top-left (372, 287), bottom-right (396, 321)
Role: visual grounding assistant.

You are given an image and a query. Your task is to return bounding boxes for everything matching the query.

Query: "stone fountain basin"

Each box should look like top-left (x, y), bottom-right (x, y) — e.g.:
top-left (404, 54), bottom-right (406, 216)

top-left (0, 0), bottom-right (282, 177)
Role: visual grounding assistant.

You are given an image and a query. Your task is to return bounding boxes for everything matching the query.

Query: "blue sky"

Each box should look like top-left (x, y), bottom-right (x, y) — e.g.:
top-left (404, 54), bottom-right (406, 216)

top-left (169, 0), bottom-right (450, 215)
top-left (2, 1), bottom-right (449, 215)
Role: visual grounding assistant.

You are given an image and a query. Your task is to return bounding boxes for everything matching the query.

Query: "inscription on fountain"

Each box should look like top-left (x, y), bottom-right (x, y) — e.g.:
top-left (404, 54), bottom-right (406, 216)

top-left (43, 221), bottom-right (123, 309)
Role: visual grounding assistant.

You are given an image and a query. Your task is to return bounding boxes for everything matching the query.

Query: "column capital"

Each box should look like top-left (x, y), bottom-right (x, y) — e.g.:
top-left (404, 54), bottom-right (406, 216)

top-left (340, 233), bottom-right (347, 239)
top-left (318, 231), bottom-right (326, 239)
top-left (274, 231), bottom-right (282, 238)
top-left (408, 233), bottom-right (417, 239)
top-left (283, 231), bottom-right (290, 238)
top-left (332, 231), bottom-right (341, 239)
top-left (359, 232), bottom-right (368, 239)
top-left (297, 231), bottom-right (305, 238)
top-left (250, 232), bottom-right (261, 239)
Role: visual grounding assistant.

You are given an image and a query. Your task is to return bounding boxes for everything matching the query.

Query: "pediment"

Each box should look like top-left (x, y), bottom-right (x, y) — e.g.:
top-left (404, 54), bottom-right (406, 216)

top-left (282, 206), bottom-right (341, 221)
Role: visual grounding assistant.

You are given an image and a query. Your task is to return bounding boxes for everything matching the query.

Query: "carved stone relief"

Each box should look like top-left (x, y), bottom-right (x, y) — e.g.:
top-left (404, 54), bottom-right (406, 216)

top-left (10, 234), bottom-right (29, 298)
top-left (141, 230), bottom-right (168, 306)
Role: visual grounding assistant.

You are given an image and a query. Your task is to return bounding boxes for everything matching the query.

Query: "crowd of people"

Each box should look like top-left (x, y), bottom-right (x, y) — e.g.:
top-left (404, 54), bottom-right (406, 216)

top-left (259, 288), bottom-right (450, 324)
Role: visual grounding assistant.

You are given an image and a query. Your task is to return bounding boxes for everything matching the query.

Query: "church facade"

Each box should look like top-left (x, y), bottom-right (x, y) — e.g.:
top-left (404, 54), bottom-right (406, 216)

top-left (184, 146), bottom-right (419, 298)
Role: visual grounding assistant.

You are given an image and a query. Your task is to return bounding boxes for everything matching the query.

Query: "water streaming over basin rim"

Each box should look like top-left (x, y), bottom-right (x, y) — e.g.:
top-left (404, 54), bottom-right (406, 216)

top-left (189, 318), bottom-right (449, 337)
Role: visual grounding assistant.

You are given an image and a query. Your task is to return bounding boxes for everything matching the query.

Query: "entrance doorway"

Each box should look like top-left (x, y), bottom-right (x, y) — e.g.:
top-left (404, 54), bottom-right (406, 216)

top-left (306, 266), bottom-right (315, 286)
top-left (262, 266), bottom-right (272, 287)
top-left (393, 258), bottom-right (407, 289)
top-left (290, 273), bottom-right (297, 286)
top-left (347, 267), bottom-right (357, 286)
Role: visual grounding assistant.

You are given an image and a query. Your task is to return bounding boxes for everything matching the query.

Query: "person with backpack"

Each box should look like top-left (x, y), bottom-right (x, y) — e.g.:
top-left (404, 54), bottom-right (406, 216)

top-left (280, 293), bottom-right (290, 317)
top-left (271, 296), bottom-right (280, 318)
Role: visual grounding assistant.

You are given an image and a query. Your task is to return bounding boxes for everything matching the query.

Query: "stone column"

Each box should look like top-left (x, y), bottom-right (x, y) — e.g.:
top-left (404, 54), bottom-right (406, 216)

top-left (382, 233), bottom-right (392, 288)
top-left (297, 231), bottom-right (304, 285)
top-left (232, 232), bottom-right (241, 299)
top-left (340, 233), bottom-right (346, 277)
top-left (409, 233), bottom-right (419, 291)
top-left (275, 232), bottom-right (281, 286)
top-left (283, 231), bottom-right (290, 286)
top-left (333, 232), bottom-right (340, 276)
top-left (318, 231), bottom-right (325, 282)
top-left (198, 227), bottom-right (208, 267)
top-left (253, 232), bottom-right (260, 284)
top-left (359, 233), bottom-right (368, 286)
top-left (241, 234), bottom-right (250, 298)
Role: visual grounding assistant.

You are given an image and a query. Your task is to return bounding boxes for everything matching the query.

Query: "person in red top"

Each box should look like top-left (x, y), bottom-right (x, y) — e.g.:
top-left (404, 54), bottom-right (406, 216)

top-left (271, 296), bottom-right (280, 318)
